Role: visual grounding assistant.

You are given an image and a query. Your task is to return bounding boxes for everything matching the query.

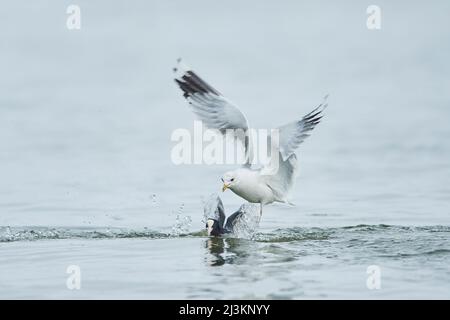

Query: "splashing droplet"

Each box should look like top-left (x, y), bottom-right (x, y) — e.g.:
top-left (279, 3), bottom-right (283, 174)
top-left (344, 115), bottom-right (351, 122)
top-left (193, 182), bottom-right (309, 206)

top-left (230, 203), bottom-right (260, 240)
top-left (171, 203), bottom-right (191, 236)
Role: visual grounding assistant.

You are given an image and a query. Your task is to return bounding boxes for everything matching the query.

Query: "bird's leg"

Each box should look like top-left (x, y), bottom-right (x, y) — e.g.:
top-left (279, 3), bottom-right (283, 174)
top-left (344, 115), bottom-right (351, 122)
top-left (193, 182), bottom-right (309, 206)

top-left (258, 203), bottom-right (263, 225)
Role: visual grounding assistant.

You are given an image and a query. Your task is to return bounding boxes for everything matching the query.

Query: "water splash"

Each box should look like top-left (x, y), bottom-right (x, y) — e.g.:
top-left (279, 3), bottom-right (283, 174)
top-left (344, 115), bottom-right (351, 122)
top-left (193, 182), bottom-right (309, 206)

top-left (171, 203), bottom-right (192, 236)
top-left (171, 215), bottom-right (192, 236)
top-left (201, 193), bottom-right (261, 239)
top-left (229, 203), bottom-right (260, 240)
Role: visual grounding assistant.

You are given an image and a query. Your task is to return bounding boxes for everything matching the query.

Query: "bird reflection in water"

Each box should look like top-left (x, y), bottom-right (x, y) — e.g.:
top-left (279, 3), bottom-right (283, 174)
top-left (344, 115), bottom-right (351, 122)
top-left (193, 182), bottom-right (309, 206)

top-left (205, 237), bottom-right (253, 266)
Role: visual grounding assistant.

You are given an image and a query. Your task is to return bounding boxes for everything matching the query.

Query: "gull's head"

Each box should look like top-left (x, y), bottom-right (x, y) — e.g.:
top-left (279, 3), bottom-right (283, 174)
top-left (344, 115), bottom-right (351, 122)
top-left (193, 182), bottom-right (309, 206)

top-left (221, 171), bottom-right (239, 192)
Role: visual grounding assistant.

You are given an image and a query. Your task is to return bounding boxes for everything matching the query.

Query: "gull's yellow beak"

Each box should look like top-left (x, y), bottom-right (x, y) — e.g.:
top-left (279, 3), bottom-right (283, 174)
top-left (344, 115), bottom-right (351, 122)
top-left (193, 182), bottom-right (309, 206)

top-left (222, 184), bottom-right (229, 192)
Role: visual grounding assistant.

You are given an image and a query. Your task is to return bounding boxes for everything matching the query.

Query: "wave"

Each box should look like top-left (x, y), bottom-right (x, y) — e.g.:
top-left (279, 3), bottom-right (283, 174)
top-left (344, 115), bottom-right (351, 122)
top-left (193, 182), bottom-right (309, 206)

top-left (1, 224), bottom-right (449, 243)
top-left (0, 226), bottom-right (172, 243)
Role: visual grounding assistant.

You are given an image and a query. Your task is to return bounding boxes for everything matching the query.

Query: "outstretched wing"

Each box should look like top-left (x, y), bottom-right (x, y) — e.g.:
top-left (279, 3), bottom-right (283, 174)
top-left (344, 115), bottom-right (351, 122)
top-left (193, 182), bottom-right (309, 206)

top-left (262, 96), bottom-right (328, 201)
top-left (203, 193), bottom-right (225, 227)
top-left (277, 95), bottom-right (328, 161)
top-left (173, 59), bottom-right (253, 165)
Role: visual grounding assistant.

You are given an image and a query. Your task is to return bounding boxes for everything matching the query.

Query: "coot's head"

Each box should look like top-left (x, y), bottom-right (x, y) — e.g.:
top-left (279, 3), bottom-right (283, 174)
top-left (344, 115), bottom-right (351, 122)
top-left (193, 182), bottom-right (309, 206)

top-left (206, 219), bottom-right (222, 237)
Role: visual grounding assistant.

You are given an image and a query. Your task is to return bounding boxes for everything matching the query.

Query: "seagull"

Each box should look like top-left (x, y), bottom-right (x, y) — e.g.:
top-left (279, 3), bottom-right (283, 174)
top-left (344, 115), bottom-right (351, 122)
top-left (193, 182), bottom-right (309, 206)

top-left (174, 59), bottom-right (327, 218)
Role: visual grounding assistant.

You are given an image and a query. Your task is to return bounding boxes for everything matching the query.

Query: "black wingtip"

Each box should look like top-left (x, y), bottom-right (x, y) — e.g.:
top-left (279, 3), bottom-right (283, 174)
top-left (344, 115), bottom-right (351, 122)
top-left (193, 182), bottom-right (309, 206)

top-left (173, 63), bottom-right (221, 99)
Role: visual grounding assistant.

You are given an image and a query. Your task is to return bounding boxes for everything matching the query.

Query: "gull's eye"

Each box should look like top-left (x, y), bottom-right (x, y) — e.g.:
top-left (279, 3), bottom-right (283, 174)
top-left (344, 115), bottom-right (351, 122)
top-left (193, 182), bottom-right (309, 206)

top-left (230, 178), bottom-right (234, 182)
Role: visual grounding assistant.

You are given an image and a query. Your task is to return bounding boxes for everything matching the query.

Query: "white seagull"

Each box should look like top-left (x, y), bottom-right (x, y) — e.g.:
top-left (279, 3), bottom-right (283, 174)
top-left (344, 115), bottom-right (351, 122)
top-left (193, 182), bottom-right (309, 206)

top-left (173, 59), bottom-right (327, 218)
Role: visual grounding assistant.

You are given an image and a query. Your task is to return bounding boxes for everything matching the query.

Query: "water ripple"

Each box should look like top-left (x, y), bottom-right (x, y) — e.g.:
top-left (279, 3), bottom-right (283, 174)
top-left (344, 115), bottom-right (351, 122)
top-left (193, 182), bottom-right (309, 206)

top-left (1, 224), bottom-right (448, 243)
top-left (0, 226), bottom-right (171, 243)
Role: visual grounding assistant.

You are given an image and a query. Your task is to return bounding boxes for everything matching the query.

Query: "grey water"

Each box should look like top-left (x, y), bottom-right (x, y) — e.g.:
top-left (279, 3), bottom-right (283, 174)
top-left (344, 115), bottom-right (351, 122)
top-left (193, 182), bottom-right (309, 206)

top-left (0, 0), bottom-right (449, 299)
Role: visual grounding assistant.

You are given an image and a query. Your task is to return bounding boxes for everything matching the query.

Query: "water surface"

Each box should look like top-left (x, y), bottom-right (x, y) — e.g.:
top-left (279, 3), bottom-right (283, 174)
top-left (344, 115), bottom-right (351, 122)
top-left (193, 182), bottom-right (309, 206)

top-left (0, 0), bottom-right (449, 299)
